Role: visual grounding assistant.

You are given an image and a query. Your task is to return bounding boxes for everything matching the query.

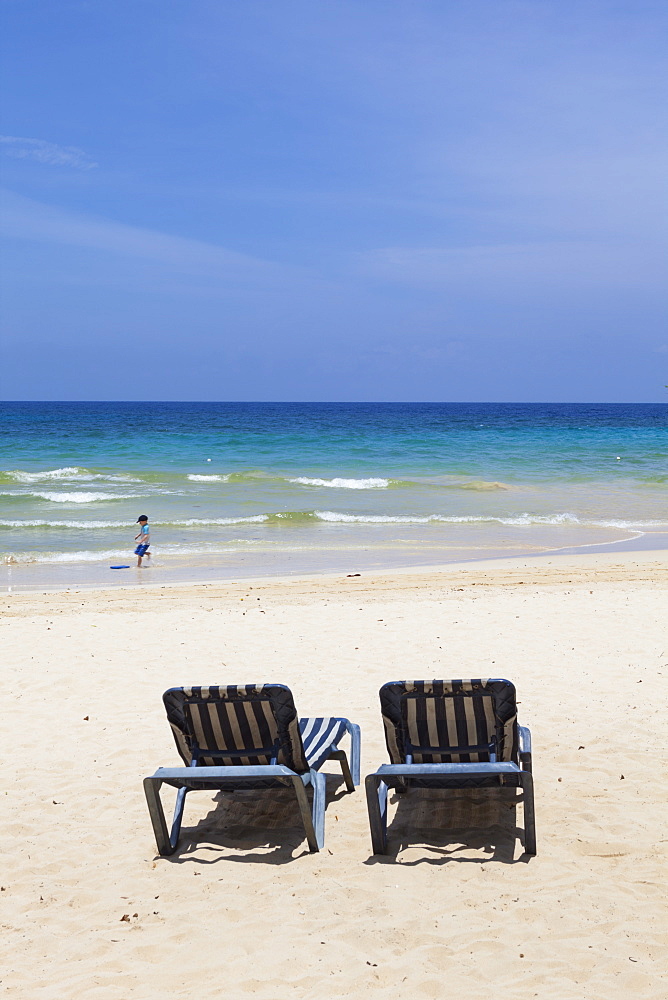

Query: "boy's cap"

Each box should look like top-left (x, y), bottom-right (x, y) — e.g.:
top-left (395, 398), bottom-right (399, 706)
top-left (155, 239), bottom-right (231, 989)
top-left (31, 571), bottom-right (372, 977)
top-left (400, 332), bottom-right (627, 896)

top-left (136, 515), bottom-right (149, 522)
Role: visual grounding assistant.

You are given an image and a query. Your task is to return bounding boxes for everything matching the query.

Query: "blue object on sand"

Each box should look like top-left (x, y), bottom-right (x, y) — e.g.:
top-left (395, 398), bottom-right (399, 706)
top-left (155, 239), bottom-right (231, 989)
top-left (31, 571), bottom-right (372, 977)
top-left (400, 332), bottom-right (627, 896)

top-left (110, 565), bottom-right (130, 569)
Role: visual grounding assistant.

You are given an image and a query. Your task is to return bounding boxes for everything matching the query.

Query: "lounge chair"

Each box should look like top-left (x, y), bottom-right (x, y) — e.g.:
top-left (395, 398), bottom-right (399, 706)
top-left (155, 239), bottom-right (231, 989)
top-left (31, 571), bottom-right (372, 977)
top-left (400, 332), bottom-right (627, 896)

top-left (365, 678), bottom-right (536, 856)
top-left (144, 684), bottom-right (361, 855)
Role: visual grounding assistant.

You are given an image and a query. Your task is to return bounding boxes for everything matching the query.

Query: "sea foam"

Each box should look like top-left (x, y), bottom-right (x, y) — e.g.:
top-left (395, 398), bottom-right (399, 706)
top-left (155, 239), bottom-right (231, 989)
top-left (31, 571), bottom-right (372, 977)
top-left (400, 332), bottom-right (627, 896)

top-left (2, 512), bottom-right (663, 531)
top-left (4, 467), bottom-right (142, 484)
top-left (6, 467), bottom-right (88, 482)
top-left (4, 549), bottom-right (129, 564)
top-left (313, 511), bottom-right (594, 525)
top-left (186, 474), bottom-right (230, 482)
top-left (3, 541), bottom-right (261, 564)
top-left (32, 491), bottom-right (141, 503)
top-left (173, 515), bottom-right (268, 526)
top-left (0, 519), bottom-right (129, 529)
top-left (0, 514), bottom-right (268, 528)
top-left (290, 477), bottom-right (390, 489)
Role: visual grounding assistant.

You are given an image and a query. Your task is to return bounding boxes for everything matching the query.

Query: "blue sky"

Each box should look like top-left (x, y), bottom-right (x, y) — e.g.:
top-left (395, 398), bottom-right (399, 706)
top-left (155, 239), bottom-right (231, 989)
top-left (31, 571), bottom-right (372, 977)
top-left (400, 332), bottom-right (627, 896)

top-left (1, 0), bottom-right (666, 401)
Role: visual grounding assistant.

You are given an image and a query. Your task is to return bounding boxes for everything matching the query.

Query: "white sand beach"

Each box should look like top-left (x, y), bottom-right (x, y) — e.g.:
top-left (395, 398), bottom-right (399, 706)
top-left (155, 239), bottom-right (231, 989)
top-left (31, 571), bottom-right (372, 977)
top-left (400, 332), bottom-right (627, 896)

top-left (1, 549), bottom-right (666, 999)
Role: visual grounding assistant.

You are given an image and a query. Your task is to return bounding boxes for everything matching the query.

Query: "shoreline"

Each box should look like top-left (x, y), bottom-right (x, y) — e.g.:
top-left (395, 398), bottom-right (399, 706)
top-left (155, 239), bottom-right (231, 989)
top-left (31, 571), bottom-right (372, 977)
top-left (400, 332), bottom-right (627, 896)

top-left (5, 543), bottom-right (666, 600)
top-left (2, 510), bottom-right (667, 595)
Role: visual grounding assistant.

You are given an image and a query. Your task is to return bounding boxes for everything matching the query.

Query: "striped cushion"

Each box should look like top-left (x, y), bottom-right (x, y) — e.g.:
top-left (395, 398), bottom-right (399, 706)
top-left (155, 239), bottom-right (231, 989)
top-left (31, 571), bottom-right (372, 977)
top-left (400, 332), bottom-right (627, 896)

top-left (163, 684), bottom-right (308, 772)
top-left (299, 717), bottom-right (348, 771)
top-left (380, 679), bottom-right (518, 765)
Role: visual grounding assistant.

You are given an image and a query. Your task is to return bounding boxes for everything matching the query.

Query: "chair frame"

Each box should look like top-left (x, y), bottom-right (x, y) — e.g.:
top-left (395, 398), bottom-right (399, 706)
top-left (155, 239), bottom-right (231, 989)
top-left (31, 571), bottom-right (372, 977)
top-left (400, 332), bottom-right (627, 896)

top-left (144, 716), bottom-right (360, 856)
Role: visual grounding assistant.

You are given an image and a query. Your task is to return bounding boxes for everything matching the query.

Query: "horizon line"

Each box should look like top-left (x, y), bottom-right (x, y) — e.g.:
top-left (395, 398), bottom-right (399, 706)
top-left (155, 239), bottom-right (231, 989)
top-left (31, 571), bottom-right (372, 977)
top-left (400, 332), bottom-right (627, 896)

top-left (0, 399), bottom-right (666, 406)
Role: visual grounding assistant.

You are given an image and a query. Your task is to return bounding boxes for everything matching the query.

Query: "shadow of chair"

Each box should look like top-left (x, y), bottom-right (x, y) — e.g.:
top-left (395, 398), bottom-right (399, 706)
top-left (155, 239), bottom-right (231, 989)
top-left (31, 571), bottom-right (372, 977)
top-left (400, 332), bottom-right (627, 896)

top-left (156, 775), bottom-right (352, 865)
top-left (366, 784), bottom-right (533, 864)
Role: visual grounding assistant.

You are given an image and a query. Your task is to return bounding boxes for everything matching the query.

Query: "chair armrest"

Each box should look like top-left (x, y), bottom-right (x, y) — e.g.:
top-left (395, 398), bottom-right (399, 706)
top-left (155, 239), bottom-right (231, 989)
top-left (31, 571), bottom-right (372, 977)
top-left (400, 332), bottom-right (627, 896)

top-left (372, 761), bottom-right (522, 779)
top-left (146, 764), bottom-right (300, 789)
top-left (342, 720), bottom-right (361, 785)
top-left (327, 718), bottom-right (361, 786)
top-left (518, 726), bottom-right (532, 771)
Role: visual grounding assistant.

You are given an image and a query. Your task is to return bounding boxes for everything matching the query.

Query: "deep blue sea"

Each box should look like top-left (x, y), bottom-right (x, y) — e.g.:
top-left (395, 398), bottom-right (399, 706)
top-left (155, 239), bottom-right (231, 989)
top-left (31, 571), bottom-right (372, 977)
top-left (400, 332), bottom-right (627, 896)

top-left (1, 402), bottom-right (666, 589)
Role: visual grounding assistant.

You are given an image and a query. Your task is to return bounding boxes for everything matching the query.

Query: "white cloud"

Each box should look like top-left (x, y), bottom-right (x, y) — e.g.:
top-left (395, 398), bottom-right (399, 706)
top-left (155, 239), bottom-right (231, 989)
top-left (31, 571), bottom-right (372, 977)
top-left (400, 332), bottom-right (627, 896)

top-left (0, 189), bottom-right (310, 290)
top-left (357, 239), bottom-right (666, 295)
top-left (0, 135), bottom-right (97, 169)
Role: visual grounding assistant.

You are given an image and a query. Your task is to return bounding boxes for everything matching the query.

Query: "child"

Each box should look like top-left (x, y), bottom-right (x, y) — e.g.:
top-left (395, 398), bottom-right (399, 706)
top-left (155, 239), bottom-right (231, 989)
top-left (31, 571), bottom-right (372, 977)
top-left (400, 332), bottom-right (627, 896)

top-left (134, 515), bottom-right (151, 567)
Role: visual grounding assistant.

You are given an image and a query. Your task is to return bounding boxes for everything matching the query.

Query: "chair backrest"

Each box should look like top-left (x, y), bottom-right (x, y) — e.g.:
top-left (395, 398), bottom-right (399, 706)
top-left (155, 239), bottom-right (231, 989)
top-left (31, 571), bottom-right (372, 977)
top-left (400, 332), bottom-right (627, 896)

top-left (379, 679), bottom-right (518, 764)
top-left (163, 684), bottom-right (309, 772)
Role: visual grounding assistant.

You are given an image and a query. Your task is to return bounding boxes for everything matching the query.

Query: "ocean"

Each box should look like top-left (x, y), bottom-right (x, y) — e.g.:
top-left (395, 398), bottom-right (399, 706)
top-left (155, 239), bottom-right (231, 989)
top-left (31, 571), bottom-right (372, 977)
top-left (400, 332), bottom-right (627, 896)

top-left (1, 402), bottom-right (666, 590)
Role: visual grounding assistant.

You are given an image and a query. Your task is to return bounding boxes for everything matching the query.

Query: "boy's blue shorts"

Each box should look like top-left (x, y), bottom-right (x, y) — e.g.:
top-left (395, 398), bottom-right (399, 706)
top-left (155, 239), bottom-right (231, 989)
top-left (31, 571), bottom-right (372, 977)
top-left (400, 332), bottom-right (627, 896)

top-left (135, 544), bottom-right (150, 556)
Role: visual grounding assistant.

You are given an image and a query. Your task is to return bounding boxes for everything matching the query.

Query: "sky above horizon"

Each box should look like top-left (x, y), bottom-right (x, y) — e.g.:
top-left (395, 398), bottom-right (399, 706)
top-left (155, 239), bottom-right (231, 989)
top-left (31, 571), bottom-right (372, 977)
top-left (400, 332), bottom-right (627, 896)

top-left (1, 0), bottom-right (666, 402)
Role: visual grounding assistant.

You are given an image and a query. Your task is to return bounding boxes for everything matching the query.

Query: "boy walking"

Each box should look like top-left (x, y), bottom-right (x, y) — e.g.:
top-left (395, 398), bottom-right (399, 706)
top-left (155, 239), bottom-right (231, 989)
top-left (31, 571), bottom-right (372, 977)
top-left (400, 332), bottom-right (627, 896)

top-left (134, 515), bottom-right (151, 567)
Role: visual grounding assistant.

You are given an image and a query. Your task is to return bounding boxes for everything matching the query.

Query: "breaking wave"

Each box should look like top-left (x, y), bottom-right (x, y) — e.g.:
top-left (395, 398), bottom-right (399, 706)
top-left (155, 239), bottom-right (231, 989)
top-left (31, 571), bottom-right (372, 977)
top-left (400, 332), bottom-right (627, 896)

top-left (186, 474), bottom-right (230, 482)
top-left (3, 466), bottom-right (86, 482)
top-left (2, 512), bottom-right (666, 531)
top-left (1, 467), bottom-right (142, 484)
top-left (0, 515), bottom-right (268, 529)
top-left (30, 491), bottom-right (141, 503)
top-left (182, 472), bottom-right (511, 491)
top-left (289, 477), bottom-right (391, 489)
top-left (1, 468), bottom-right (515, 495)
top-left (311, 511), bottom-right (668, 527)
top-left (0, 519), bottom-right (129, 529)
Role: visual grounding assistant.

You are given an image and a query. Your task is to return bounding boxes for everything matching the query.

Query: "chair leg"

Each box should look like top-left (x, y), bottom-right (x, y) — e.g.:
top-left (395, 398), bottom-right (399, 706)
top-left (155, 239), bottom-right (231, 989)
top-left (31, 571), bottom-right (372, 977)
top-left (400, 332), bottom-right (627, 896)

top-left (291, 776), bottom-right (320, 853)
top-left (170, 786), bottom-right (188, 848)
top-left (365, 774), bottom-right (389, 855)
top-left (143, 777), bottom-right (184, 856)
top-left (348, 723), bottom-right (361, 786)
top-left (311, 771), bottom-right (326, 850)
top-left (520, 772), bottom-right (537, 855)
top-left (328, 748), bottom-right (355, 792)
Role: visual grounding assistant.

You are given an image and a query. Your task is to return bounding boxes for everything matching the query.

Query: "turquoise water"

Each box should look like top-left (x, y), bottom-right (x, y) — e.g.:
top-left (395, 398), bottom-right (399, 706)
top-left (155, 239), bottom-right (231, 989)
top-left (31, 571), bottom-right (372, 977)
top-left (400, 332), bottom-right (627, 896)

top-left (1, 402), bottom-right (666, 588)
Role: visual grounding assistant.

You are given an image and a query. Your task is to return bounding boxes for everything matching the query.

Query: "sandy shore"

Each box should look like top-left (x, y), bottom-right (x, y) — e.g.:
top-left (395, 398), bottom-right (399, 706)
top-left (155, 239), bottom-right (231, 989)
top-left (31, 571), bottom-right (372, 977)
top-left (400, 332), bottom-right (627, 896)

top-left (1, 550), bottom-right (666, 999)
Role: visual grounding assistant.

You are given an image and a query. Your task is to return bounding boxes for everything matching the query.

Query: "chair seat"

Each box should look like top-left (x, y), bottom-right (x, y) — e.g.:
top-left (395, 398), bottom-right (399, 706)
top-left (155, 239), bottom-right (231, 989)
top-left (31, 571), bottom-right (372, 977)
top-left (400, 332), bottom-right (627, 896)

top-left (299, 717), bottom-right (348, 770)
top-left (375, 760), bottom-right (523, 789)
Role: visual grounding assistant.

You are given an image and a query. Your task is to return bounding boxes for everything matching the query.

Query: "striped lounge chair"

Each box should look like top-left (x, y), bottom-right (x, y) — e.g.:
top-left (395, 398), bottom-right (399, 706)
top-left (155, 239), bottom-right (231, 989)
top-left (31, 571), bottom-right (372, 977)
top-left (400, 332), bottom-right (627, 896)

top-left (144, 684), bottom-right (361, 855)
top-left (365, 679), bottom-right (536, 856)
